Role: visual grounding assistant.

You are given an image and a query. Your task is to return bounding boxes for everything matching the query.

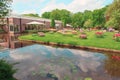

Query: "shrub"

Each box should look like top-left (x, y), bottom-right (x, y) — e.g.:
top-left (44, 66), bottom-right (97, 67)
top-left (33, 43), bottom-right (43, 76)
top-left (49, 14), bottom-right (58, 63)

top-left (79, 33), bottom-right (87, 39)
top-left (32, 34), bottom-right (38, 36)
top-left (23, 30), bottom-right (38, 33)
top-left (95, 32), bottom-right (104, 38)
top-left (113, 33), bottom-right (120, 42)
top-left (38, 32), bottom-right (45, 37)
top-left (85, 77), bottom-right (92, 80)
top-left (28, 30), bottom-right (38, 33)
top-left (63, 76), bottom-right (70, 80)
top-left (0, 59), bottom-right (16, 80)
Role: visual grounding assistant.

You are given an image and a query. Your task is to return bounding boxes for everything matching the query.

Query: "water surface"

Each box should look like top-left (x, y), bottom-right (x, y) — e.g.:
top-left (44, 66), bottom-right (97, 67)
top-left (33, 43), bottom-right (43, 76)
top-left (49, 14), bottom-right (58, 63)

top-left (0, 44), bottom-right (120, 80)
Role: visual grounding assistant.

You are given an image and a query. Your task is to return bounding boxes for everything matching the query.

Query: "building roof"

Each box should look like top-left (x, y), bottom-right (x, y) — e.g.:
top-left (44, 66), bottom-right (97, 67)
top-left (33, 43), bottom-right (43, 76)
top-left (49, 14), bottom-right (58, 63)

top-left (26, 21), bottom-right (45, 25)
top-left (7, 15), bottom-right (62, 23)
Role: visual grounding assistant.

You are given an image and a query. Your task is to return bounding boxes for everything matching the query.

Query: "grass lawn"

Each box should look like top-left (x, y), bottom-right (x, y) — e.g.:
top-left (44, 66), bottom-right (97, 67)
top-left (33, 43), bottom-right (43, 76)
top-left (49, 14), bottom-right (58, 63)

top-left (19, 31), bottom-right (120, 50)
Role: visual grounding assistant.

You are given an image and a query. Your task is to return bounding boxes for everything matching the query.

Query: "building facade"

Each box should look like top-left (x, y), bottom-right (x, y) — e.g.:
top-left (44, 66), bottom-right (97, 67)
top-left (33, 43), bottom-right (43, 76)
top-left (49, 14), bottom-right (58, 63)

top-left (0, 16), bottom-right (62, 48)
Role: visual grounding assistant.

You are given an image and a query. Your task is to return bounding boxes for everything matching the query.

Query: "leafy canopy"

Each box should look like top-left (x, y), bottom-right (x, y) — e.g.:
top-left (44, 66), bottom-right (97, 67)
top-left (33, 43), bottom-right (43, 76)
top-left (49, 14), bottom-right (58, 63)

top-left (22, 13), bottom-right (40, 17)
top-left (50, 18), bottom-right (55, 28)
top-left (0, 0), bottom-right (12, 18)
top-left (106, 0), bottom-right (120, 30)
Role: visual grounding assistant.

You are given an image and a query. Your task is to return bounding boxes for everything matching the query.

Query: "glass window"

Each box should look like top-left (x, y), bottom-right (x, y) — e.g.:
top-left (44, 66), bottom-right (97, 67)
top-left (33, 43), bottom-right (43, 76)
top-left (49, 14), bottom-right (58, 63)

top-left (10, 25), bottom-right (14, 31)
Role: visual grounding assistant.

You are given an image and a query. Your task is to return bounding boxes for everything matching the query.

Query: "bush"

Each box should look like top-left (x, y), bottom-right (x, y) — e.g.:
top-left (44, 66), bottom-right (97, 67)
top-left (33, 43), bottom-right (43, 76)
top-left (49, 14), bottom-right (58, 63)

top-left (63, 76), bottom-right (70, 80)
top-left (32, 34), bottom-right (38, 36)
top-left (28, 30), bottom-right (38, 33)
top-left (79, 33), bottom-right (87, 39)
top-left (22, 30), bottom-right (38, 33)
top-left (95, 32), bottom-right (104, 38)
top-left (113, 33), bottom-right (120, 42)
top-left (0, 59), bottom-right (16, 80)
top-left (85, 77), bottom-right (92, 80)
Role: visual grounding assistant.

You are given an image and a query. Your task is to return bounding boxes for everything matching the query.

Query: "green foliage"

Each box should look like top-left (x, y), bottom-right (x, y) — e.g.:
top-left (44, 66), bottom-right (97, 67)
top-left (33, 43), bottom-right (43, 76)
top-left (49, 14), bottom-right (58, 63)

top-left (22, 13), bottom-right (40, 17)
top-left (0, 0), bottom-right (12, 25)
top-left (85, 77), bottom-right (92, 80)
top-left (41, 12), bottom-right (51, 19)
top-left (106, 0), bottom-right (120, 16)
top-left (83, 10), bottom-right (92, 23)
top-left (106, 0), bottom-right (120, 31)
top-left (42, 9), bottom-right (72, 24)
top-left (112, 10), bottom-right (120, 30)
top-left (71, 12), bottom-right (84, 28)
top-left (50, 18), bottom-right (55, 28)
top-left (92, 7), bottom-right (107, 27)
top-left (60, 9), bottom-right (72, 24)
top-left (71, 10), bottom-right (93, 28)
top-left (63, 76), bottom-right (70, 80)
top-left (41, 6), bottom-right (107, 29)
top-left (106, 11), bottom-right (120, 30)
top-left (50, 9), bottom-right (61, 20)
top-left (105, 18), bottom-right (115, 28)
top-left (71, 8), bottom-right (106, 29)
top-left (115, 37), bottom-right (120, 42)
top-left (0, 59), bottom-right (16, 80)
top-left (84, 19), bottom-right (93, 28)
top-left (63, 19), bottom-right (67, 27)
top-left (23, 30), bottom-right (38, 33)
top-left (0, 0), bottom-right (12, 18)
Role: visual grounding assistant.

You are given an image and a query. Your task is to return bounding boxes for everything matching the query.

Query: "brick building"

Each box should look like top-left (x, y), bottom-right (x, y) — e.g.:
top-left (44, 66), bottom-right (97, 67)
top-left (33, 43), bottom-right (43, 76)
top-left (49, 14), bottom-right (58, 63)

top-left (0, 16), bottom-right (62, 48)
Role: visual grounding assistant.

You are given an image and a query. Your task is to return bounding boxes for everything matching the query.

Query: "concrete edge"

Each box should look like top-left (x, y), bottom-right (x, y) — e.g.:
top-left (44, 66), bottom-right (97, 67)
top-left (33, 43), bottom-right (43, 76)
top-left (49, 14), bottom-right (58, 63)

top-left (19, 39), bottom-right (120, 54)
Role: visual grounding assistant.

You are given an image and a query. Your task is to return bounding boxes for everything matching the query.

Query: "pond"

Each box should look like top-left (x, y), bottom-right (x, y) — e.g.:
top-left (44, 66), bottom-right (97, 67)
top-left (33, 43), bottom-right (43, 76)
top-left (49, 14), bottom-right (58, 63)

top-left (0, 44), bottom-right (120, 80)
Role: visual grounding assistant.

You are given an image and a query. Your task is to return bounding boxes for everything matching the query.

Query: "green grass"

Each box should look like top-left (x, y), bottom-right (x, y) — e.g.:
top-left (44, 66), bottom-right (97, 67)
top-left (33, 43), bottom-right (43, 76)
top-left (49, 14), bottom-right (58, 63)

top-left (19, 31), bottom-right (120, 50)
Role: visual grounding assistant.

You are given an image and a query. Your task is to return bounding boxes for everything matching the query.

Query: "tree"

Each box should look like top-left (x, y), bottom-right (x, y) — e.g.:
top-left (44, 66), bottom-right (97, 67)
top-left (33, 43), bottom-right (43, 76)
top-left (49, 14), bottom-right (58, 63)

top-left (22, 13), bottom-right (40, 17)
top-left (0, 60), bottom-right (16, 80)
top-left (50, 9), bottom-right (72, 24)
top-left (0, 0), bottom-right (12, 18)
top-left (60, 9), bottom-right (72, 24)
top-left (84, 19), bottom-right (93, 28)
top-left (92, 7), bottom-right (107, 28)
top-left (41, 12), bottom-right (51, 19)
top-left (0, 0), bottom-right (12, 25)
top-left (62, 19), bottom-right (67, 28)
top-left (106, 0), bottom-right (120, 31)
top-left (50, 9), bottom-right (61, 20)
top-left (71, 12), bottom-right (84, 28)
top-left (50, 18), bottom-right (55, 28)
top-left (83, 10), bottom-right (92, 22)
top-left (106, 0), bottom-right (120, 17)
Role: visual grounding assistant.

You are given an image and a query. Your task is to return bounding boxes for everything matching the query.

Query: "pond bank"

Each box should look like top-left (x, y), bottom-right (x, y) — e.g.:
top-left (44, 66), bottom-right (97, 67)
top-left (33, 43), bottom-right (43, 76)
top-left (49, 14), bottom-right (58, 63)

top-left (19, 39), bottom-right (120, 54)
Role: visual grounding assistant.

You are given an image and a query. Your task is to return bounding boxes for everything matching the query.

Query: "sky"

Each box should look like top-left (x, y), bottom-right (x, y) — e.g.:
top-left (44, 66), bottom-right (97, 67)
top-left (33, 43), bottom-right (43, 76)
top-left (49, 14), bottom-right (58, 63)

top-left (12, 0), bottom-right (113, 16)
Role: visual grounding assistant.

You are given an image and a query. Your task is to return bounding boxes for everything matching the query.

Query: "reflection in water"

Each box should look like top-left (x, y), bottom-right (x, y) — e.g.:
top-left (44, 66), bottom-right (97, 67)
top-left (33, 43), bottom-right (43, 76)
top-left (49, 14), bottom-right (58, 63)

top-left (0, 44), bottom-right (120, 80)
top-left (104, 53), bottom-right (120, 78)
